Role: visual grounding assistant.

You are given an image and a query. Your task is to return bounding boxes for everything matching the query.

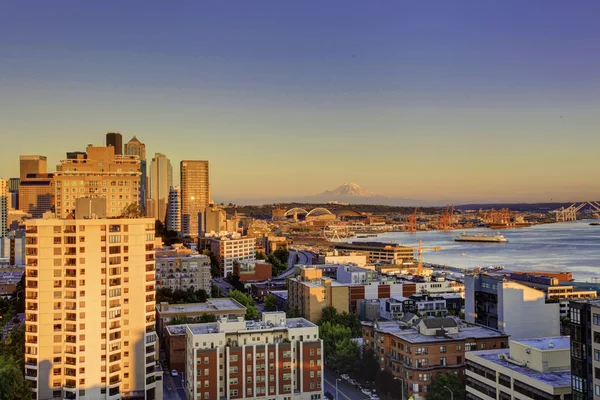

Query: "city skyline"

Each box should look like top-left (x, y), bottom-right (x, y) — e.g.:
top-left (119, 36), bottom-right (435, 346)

top-left (1, 2), bottom-right (600, 204)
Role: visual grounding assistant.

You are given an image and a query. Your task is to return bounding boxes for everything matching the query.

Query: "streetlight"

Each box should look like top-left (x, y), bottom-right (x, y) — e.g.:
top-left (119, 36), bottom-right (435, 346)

top-left (444, 386), bottom-right (454, 400)
top-left (394, 377), bottom-right (404, 400)
top-left (335, 378), bottom-right (342, 400)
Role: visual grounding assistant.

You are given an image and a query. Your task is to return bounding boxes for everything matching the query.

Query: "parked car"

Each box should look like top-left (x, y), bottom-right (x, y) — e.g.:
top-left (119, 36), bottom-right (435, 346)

top-left (370, 394), bottom-right (380, 399)
top-left (171, 370), bottom-right (179, 377)
top-left (349, 379), bottom-right (357, 385)
top-left (361, 388), bottom-right (372, 396)
top-left (341, 374), bottom-right (350, 381)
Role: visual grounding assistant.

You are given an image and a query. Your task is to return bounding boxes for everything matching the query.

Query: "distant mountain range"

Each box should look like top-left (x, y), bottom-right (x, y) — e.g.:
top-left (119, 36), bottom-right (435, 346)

top-left (306, 183), bottom-right (419, 206)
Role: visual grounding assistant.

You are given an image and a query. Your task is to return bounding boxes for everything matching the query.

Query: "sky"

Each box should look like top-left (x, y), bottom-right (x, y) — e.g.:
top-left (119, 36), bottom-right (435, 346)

top-left (1, 1), bottom-right (599, 204)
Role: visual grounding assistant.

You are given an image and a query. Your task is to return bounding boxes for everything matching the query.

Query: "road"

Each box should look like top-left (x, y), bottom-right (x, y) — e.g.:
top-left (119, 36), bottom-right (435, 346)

top-left (162, 369), bottom-right (186, 400)
top-left (211, 277), bottom-right (234, 296)
top-left (324, 369), bottom-right (372, 400)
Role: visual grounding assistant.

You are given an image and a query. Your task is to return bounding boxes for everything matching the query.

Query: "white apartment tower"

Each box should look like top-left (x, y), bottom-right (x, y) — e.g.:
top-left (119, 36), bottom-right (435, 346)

top-left (185, 312), bottom-right (323, 400)
top-left (166, 186), bottom-right (181, 234)
top-left (24, 217), bottom-right (162, 400)
top-left (0, 179), bottom-right (7, 237)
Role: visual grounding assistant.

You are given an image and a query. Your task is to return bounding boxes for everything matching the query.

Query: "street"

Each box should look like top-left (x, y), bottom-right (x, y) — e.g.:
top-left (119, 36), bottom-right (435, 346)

top-left (324, 369), bottom-right (372, 400)
top-left (211, 277), bottom-right (234, 296)
top-left (162, 369), bottom-right (186, 400)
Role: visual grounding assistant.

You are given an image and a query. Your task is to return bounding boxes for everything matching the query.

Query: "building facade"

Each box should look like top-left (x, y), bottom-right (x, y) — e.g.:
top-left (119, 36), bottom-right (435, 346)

top-left (124, 136), bottom-right (147, 212)
top-left (19, 173), bottom-right (55, 218)
top-left (166, 186), bottom-right (181, 234)
top-left (155, 254), bottom-right (211, 294)
top-left (333, 241), bottom-right (414, 264)
top-left (363, 318), bottom-right (509, 400)
top-left (185, 312), bottom-right (323, 400)
top-left (0, 179), bottom-right (6, 237)
top-left (180, 160), bottom-right (209, 238)
top-left (465, 273), bottom-right (560, 339)
top-left (568, 299), bottom-right (600, 400)
top-left (466, 337), bottom-right (571, 400)
top-left (233, 261), bottom-right (272, 282)
top-left (208, 234), bottom-right (255, 278)
top-left (106, 132), bottom-right (123, 155)
top-left (200, 204), bottom-right (227, 236)
top-left (24, 217), bottom-right (162, 400)
top-left (20, 155), bottom-right (48, 181)
top-left (0, 233), bottom-right (26, 266)
top-left (147, 153), bottom-right (172, 223)
top-left (54, 145), bottom-right (141, 218)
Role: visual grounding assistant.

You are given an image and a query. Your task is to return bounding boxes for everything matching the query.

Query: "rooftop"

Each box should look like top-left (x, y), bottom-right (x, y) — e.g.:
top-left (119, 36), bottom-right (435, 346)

top-left (470, 349), bottom-right (571, 388)
top-left (270, 290), bottom-right (288, 300)
top-left (335, 242), bottom-right (413, 250)
top-left (157, 298), bottom-right (246, 315)
top-left (514, 336), bottom-right (570, 351)
top-left (187, 316), bottom-right (316, 335)
top-left (0, 271), bottom-right (24, 285)
top-left (366, 320), bottom-right (507, 344)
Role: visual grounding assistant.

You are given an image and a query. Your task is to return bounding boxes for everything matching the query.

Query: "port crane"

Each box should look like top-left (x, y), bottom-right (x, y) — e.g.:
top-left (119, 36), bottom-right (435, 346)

top-left (417, 238), bottom-right (441, 275)
top-left (436, 204), bottom-right (455, 231)
top-left (407, 207), bottom-right (419, 232)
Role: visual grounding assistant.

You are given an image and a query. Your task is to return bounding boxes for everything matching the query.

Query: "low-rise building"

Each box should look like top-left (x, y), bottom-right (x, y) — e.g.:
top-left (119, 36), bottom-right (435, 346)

top-left (250, 281), bottom-right (287, 302)
top-left (156, 299), bottom-right (246, 337)
top-left (156, 253), bottom-right (211, 294)
top-left (363, 317), bottom-right (509, 400)
top-left (466, 337), bottom-right (571, 400)
top-left (334, 241), bottom-right (414, 264)
top-left (184, 312), bottom-right (323, 400)
top-left (234, 261), bottom-right (272, 282)
top-left (0, 269), bottom-right (23, 295)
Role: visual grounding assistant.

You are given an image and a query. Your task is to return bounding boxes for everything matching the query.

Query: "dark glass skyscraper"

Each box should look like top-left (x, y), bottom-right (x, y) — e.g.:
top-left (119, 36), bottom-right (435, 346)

top-left (106, 132), bottom-right (123, 155)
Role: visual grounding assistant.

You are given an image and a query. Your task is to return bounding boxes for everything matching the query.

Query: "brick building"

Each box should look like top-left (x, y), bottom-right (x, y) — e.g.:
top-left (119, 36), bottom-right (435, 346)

top-left (234, 261), bottom-right (272, 282)
top-left (185, 312), bottom-right (323, 400)
top-left (363, 317), bottom-right (509, 400)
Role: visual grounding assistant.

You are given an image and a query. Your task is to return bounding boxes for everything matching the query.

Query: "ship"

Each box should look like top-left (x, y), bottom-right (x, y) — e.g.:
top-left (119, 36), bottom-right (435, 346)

top-left (455, 232), bottom-right (509, 243)
top-left (590, 222), bottom-right (600, 226)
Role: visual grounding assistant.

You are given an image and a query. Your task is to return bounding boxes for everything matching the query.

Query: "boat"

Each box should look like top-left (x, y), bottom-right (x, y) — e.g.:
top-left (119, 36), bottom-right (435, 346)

top-left (590, 222), bottom-right (600, 226)
top-left (455, 232), bottom-right (509, 243)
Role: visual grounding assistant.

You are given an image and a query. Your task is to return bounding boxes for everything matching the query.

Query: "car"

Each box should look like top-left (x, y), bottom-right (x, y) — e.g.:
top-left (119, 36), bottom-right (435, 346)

top-left (361, 388), bottom-right (372, 396)
top-left (349, 379), bottom-right (357, 385)
top-left (341, 374), bottom-right (350, 381)
top-left (370, 395), bottom-right (380, 399)
top-left (171, 370), bottom-right (179, 377)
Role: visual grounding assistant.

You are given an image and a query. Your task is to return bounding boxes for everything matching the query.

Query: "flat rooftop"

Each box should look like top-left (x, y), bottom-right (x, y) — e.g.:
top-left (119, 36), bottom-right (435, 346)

top-left (0, 271), bottom-right (24, 284)
top-left (187, 316), bottom-right (316, 335)
top-left (335, 242), bottom-right (413, 250)
top-left (514, 337), bottom-right (570, 351)
top-left (365, 320), bottom-right (507, 344)
top-left (157, 298), bottom-right (246, 314)
top-left (470, 349), bottom-right (571, 388)
top-left (270, 290), bottom-right (288, 300)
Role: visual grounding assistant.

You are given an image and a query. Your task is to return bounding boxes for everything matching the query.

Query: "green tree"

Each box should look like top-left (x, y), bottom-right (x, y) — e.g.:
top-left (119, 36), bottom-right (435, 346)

top-left (0, 354), bottom-right (31, 399)
top-left (198, 314), bottom-right (218, 323)
top-left (168, 315), bottom-right (190, 325)
top-left (228, 290), bottom-right (259, 320)
top-left (264, 294), bottom-right (277, 312)
top-left (427, 373), bottom-right (465, 400)
top-left (272, 249), bottom-right (290, 265)
top-left (286, 307), bottom-right (301, 318)
top-left (320, 322), bottom-right (357, 372)
top-left (255, 251), bottom-right (266, 260)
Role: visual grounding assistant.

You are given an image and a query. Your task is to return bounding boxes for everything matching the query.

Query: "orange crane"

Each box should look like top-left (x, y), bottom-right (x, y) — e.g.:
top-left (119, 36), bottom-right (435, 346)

top-left (407, 207), bottom-right (419, 232)
top-left (417, 238), bottom-right (441, 275)
top-left (437, 204), bottom-right (455, 231)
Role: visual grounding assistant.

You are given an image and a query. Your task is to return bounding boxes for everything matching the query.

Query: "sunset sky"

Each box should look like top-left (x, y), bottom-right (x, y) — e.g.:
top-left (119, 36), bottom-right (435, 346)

top-left (1, 1), bottom-right (599, 204)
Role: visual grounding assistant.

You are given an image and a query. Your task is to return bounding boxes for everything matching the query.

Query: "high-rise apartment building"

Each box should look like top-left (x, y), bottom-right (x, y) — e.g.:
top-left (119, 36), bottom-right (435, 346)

top-left (106, 132), bottom-right (123, 155)
top-left (20, 155), bottom-right (48, 181)
top-left (0, 179), bottom-right (7, 237)
top-left (124, 136), bottom-right (147, 213)
top-left (24, 216), bottom-right (162, 400)
top-left (180, 161), bottom-right (209, 237)
top-left (166, 186), bottom-right (180, 234)
top-left (568, 299), bottom-right (600, 400)
top-left (54, 145), bottom-right (140, 218)
top-left (148, 154), bottom-right (172, 223)
top-left (185, 312), bottom-right (323, 400)
top-left (19, 173), bottom-right (55, 218)
top-left (155, 254), bottom-right (211, 293)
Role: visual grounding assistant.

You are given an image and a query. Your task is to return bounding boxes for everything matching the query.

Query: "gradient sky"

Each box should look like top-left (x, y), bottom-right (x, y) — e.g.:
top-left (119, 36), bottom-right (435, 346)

top-left (1, 1), bottom-right (599, 204)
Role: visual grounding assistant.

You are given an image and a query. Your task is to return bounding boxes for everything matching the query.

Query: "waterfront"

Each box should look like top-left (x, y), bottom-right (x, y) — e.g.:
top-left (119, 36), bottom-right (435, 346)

top-left (348, 220), bottom-right (600, 280)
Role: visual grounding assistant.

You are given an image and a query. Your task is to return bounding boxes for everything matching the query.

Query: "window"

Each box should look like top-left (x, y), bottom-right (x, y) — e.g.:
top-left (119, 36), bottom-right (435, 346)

top-left (480, 343), bottom-right (486, 349)
top-left (595, 350), bottom-right (600, 361)
top-left (204, 357), bottom-right (209, 364)
top-left (595, 314), bottom-right (600, 326)
top-left (571, 308), bottom-right (581, 324)
top-left (204, 368), bottom-right (209, 376)
top-left (440, 346), bottom-right (446, 353)
top-left (230, 355), bottom-right (238, 362)
top-left (596, 385), bottom-right (600, 396)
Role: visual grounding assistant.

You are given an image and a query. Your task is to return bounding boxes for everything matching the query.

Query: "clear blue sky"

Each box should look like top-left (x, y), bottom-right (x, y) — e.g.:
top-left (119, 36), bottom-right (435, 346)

top-left (1, 1), bottom-right (599, 203)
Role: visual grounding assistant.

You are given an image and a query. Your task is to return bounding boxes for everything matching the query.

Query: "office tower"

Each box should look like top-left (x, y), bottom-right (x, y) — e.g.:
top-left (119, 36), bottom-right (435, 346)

top-left (24, 216), bottom-right (162, 400)
top-left (185, 312), bottom-right (324, 400)
top-left (166, 186), bottom-right (181, 234)
top-left (54, 145), bottom-right (140, 218)
top-left (18, 173), bottom-right (55, 218)
top-left (180, 160), bottom-right (209, 237)
top-left (147, 153), bottom-right (172, 223)
top-left (199, 204), bottom-right (227, 235)
top-left (0, 232), bottom-right (26, 266)
top-left (124, 136), bottom-right (147, 212)
top-left (0, 180), bottom-right (7, 237)
top-left (8, 178), bottom-right (20, 192)
top-left (207, 233), bottom-right (255, 277)
top-left (106, 132), bottom-right (123, 155)
top-left (20, 155), bottom-right (47, 181)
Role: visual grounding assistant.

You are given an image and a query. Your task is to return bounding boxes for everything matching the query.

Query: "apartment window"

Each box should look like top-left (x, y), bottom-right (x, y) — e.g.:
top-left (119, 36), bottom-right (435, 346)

top-left (204, 380), bottom-right (209, 388)
top-left (441, 357), bottom-right (447, 366)
top-left (440, 346), bottom-right (446, 353)
top-left (230, 355), bottom-right (238, 362)
top-left (571, 308), bottom-right (581, 324)
top-left (230, 390), bottom-right (238, 396)
top-left (204, 368), bottom-right (209, 376)
top-left (595, 350), bottom-right (600, 361)
top-left (595, 385), bottom-right (600, 396)
top-left (480, 343), bottom-right (486, 349)
top-left (594, 314), bottom-right (600, 326)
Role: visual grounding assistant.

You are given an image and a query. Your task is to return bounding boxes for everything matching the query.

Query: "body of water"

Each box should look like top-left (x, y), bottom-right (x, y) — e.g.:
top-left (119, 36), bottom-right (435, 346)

top-left (347, 220), bottom-right (600, 281)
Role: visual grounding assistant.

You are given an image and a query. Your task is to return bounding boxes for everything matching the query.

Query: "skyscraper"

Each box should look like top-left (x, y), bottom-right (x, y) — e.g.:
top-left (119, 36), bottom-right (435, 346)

top-left (20, 155), bottom-right (47, 181)
top-left (180, 160), bottom-right (209, 237)
top-left (124, 136), bottom-right (147, 212)
top-left (0, 179), bottom-right (7, 237)
top-left (166, 186), bottom-right (181, 234)
top-left (24, 216), bottom-right (162, 399)
top-left (106, 132), bottom-right (123, 155)
top-left (18, 173), bottom-right (54, 218)
top-left (54, 145), bottom-right (140, 218)
top-left (148, 153), bottom-right (172, 223)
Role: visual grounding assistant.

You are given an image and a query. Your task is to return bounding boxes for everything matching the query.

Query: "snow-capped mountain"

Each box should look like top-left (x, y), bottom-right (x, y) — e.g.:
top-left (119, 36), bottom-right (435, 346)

top-left (316, 183), bottom-right (377, 198)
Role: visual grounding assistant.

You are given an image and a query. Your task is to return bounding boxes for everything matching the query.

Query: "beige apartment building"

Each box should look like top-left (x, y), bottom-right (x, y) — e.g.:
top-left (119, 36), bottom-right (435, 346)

top-left (54, 145), bottom-right (140, 218)
top-left (155, 254), bottom-right (211, 294)
top-left (24, 217), bottom-right (162, 400)
top-left (185, 312), bottom-right (324, 400)
top-left (180, 160), bottom-right (209, 237)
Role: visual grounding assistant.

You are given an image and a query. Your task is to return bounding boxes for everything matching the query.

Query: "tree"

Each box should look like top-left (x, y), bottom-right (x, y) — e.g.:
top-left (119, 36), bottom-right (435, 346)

top-left (319, 322), bottom-right (358, 372)
top-left (198, 314), bottom-right (218, 323)
top-left (0, 355), bottom-right (31, 399)
top-left (120, 203), bottom-right (142, 218)
top-left (255, 251), bottom-right (266, 260)
top-left (168, 315), bottom-right (190, 325)
top-left (272, 249), bottom-right (290, 265)
top-left (286, 307), bottom-right (301, 318)
top-left (228, 290), bottom-right (259, 320)
top-left (264, 294), bottom-right (277, 312)
top-left (427, 373), bottom-right (465, 400)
